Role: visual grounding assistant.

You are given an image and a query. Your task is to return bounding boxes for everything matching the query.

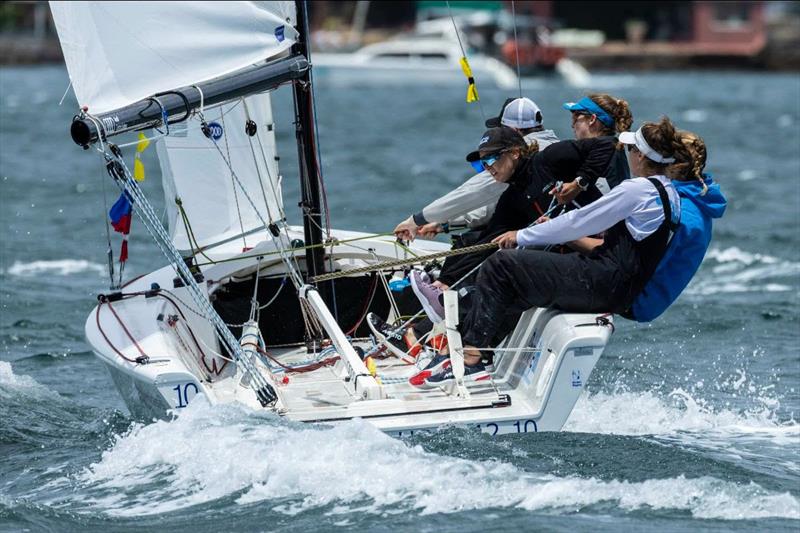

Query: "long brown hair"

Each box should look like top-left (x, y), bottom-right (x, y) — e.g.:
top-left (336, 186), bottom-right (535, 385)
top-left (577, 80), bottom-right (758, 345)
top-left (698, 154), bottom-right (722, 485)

top-left (637, 116), bottom-right (681, 176)
top-left (588, 93), bottom-right (633, 134)
top-left (668, 130), bottom-right (709, 194)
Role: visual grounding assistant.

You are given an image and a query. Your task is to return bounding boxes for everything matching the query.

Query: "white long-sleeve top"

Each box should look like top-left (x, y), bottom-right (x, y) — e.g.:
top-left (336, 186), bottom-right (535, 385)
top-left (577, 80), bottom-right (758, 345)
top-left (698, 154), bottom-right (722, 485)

top-left (516, 175), bottom-right (680, 248)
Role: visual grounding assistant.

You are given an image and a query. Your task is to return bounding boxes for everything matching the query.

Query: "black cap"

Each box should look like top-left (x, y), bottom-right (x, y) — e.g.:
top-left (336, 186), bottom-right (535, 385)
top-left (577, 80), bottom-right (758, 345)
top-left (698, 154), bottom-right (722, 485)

top-left (484, 97), bottom-right (517, 128)
top-left (466, 126), bottom-right (526, 162)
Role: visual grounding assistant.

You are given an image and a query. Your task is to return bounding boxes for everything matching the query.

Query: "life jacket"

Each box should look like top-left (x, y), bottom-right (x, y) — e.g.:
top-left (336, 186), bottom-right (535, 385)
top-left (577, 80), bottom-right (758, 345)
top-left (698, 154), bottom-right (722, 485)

top-left (630, 176), bottom-right (727, 322)
top-left (603, 143), bottom-right (631, 189)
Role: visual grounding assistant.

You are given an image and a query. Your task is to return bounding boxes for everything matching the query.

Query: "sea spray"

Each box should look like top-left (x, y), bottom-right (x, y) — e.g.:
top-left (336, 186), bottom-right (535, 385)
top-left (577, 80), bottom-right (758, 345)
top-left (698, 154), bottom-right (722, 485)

top-left (59, 398), bottom-right (800, 520)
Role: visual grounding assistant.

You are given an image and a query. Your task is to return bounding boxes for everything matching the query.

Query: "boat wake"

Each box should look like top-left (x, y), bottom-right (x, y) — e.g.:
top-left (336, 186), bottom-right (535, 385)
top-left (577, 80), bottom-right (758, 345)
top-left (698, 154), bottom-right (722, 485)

top-left (39, 397), bottom-right (796, 520)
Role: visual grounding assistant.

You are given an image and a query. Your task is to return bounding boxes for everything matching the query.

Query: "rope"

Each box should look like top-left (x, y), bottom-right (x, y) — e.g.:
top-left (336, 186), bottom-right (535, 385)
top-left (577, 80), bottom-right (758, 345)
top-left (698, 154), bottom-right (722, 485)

top-left (344, 272), bottom-right (378, 336)
top-left (259, 275), bottom-right (288, 310)
top-left (103, 148), bottom-right (279, 406)
top-left (95, 300), bottom-right (142, 363)
top-left (254, 344), bottom-right (338, 374)
top-left (176, 198), bottom-right (216, 264)
top-left (219, 107), bottom-right (248, 250)
top-left (98, 158), bottom-right (116, 289)
top-left (241, 98), bottom-right (277, 224)
top-left (445, 1), bottom-right (486, 121)
top-left (359, 201), bottom-right (566, 359)
top-left (311, 241), bottom-right (499, 283)
top-left (192, 231), bottom-right (396, 267)
top-left (203, 119), bottom-right (304, 289)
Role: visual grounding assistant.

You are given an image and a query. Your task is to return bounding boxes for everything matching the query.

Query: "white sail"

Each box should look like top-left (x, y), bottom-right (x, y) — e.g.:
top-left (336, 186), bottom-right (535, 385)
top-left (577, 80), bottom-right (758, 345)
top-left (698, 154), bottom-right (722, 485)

top-left (50, 1), bottom-right (297, 114)
top-left (158, 94), bottom-right (283, 251)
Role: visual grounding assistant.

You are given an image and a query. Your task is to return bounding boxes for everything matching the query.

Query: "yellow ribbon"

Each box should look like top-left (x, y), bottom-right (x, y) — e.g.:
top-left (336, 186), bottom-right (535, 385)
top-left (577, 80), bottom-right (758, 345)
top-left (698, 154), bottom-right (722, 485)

top-left (459, 57), bottom-right (479, 103)
top-left (133, 132), bottom-right (151, 182)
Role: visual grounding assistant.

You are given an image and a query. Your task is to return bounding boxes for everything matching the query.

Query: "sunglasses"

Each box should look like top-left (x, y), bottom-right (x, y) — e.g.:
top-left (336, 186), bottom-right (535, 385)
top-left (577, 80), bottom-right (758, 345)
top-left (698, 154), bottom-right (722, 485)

top-left (480, 151), bottom-right (505, 168)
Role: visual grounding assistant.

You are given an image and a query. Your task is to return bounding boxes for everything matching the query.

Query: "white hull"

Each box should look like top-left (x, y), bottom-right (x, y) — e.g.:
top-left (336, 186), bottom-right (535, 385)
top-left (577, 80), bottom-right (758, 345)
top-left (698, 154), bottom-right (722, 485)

top-left (87, 227), bottom-right (612, 434)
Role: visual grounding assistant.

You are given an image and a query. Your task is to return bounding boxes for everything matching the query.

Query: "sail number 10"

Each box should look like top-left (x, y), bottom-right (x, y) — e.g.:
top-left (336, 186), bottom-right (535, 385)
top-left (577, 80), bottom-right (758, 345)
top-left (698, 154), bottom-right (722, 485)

top-left (172, 383), bottom-right (199, 408)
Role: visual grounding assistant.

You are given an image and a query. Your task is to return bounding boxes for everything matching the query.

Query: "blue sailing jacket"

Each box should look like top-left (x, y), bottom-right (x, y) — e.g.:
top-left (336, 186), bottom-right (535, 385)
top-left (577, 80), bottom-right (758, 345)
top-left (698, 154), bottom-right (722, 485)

top-left (631, 177), bottom-right (727, 322)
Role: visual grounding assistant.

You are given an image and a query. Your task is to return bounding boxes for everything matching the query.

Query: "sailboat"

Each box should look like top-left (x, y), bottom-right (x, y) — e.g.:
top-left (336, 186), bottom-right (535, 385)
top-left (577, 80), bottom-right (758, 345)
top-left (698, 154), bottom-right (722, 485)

top-left (50, 1), bottom-right (614, 436)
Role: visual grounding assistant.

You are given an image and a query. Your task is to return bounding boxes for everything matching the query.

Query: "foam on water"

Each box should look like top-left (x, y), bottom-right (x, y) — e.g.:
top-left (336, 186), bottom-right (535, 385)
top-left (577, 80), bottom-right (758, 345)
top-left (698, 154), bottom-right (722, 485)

top-left (64, 399), bottom-right (798, 520)
top-left (0, 360), bottom-right (41, 391)
top-left (4, 259), bottom-right (106, 277)
top-left (686, 247), bottom-right (800, 295)
top-left (565, 388), bottom-right (798, 444)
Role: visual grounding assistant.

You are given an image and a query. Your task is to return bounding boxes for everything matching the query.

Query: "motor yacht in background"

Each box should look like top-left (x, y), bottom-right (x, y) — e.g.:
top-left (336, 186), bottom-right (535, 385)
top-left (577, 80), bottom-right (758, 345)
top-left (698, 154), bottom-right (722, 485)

top-left (312, 31), bottom-right (519, 89)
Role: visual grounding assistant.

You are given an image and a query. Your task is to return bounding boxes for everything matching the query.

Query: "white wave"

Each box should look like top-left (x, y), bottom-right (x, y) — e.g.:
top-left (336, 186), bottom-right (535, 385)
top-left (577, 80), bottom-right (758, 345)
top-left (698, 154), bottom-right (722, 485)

top-left (686, 247), bottom-right (800, 295)
top-left (71, 399), bottom-right (799, 520)
top-left (705, 247), bottom-right (781, 266)
top-left (0, 361), bottom-right (41, 390)
top-left (681, 109), bottom-right (708, 123)
top-left (777, 114), bottom-right (794, 128)
top-left (4, 259), bottom-right (105, 277)
top-left (565, 388), bottom-right (798, 444)
top-left (737, 169), bottom-right (758, 181)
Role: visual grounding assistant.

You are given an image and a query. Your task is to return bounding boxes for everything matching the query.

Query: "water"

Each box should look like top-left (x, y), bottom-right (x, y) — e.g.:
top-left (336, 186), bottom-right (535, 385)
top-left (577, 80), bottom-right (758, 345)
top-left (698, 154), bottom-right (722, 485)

top-left (1, 65), bottom-right (799, 531)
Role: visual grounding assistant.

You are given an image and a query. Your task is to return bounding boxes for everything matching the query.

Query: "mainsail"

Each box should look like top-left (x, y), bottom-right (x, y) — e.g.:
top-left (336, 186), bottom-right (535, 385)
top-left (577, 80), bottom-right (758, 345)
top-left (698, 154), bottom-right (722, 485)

top-left (50, 1), bottom-right (296, 250)
top-left (50, 1), bottom-right (298, 114)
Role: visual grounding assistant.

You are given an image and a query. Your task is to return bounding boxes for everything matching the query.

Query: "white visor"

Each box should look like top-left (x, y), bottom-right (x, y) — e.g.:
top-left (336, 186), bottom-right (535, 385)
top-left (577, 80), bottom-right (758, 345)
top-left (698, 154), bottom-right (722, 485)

top-left (619, 128), bottom-right (675, 163)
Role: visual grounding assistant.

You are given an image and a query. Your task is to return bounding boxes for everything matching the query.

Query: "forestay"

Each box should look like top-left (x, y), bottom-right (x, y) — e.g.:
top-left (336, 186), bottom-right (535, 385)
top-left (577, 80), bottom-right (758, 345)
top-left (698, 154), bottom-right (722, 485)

top-left (50, 1), bottom-right (298, 114)
top-left (158, 94), bottom-right (284, 251)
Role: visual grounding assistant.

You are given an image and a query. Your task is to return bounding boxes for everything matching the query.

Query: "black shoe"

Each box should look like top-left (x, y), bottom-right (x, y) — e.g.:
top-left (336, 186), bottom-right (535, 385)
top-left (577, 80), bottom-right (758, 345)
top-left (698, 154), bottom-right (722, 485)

top-left (367, 313), bottom-right (413, 361)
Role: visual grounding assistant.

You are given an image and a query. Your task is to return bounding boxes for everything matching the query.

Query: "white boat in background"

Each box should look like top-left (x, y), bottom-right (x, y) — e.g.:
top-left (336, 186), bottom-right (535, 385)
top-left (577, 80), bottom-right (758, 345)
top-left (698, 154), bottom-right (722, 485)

top-left (50, 0), bottom-right (614, 436)
top-left (312, 36), bottom-right (519, 90)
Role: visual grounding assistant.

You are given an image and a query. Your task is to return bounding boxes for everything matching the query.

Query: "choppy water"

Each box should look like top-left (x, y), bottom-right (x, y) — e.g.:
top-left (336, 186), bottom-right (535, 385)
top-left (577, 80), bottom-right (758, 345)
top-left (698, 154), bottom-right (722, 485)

top-left (1, 66), bottom-right (799, 531)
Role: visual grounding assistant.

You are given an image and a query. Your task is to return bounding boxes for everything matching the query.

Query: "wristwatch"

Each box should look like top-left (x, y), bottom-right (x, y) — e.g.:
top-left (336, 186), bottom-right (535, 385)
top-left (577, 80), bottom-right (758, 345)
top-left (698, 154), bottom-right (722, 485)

top-left (575, 176), bottom-right (590, 191)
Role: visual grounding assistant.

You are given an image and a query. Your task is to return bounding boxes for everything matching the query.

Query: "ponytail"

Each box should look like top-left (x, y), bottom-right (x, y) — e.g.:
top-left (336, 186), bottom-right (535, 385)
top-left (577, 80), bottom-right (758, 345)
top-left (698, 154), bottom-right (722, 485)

top-left (668, 130), bottom-right (709, 194)
top-left (588, 93), bottom-right (633, 134)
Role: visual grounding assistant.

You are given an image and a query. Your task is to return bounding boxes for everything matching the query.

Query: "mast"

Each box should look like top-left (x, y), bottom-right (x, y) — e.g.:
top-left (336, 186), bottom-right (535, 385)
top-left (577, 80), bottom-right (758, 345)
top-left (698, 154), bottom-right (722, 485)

top-left (292, 0), bottom-right (326, 281)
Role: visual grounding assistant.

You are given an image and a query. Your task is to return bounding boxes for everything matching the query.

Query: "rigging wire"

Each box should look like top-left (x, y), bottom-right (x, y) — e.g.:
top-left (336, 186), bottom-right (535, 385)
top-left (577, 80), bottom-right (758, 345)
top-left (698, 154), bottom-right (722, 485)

top-left (199, 118), bottom-right (305, 289)
top-left (510, 0), bottom-right (523, 98)
top-left (218, 105), bottom-right (248, 250)
top-left (101, 147), bottom-right (280, 406)
top-left (240, 98), bottom-right (278, 225)
top-left (97, 156), bottom-right (116, 289)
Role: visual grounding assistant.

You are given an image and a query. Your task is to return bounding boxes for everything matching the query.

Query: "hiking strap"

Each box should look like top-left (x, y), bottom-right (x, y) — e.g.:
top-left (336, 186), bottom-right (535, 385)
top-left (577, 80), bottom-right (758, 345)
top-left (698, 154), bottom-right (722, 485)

top-left (647, 177), bottom-right (679, 232)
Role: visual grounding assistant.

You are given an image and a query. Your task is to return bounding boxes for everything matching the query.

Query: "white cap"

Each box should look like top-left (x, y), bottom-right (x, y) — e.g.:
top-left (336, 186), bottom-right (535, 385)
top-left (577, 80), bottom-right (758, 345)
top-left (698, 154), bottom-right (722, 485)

top-left (619, 127), bottom-right (676, 163)
top-left (500, 97), bottom-right (542, 129)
